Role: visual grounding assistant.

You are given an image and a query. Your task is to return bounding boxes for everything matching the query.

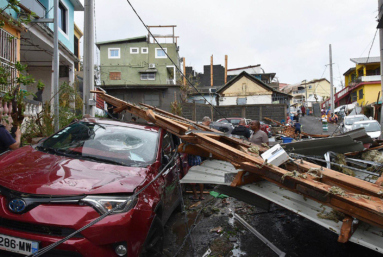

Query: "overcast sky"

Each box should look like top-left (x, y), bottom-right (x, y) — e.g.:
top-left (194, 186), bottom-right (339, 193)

top-left (75, 0), bottom-right (380, 88)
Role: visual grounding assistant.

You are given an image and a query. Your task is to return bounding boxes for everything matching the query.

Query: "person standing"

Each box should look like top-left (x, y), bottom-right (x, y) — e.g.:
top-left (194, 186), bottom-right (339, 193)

top-left (202, 116), bottom-right (211, 127)
top-left (231, 119), bottom-right (251, 140)
top-left (249, 120), bottom-right (269, 146)
top-left (0, 125), bottom-right (21, 154)
top-left (301, 105), bottom-right (306, 117)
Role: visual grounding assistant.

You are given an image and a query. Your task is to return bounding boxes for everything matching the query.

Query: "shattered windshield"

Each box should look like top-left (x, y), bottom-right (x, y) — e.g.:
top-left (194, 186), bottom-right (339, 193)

top-left (38, 122), bottom-right (158, 167)
top-left (352, 122), bottom-right (381, 132)
top-left (345, 116), bottom-right (368, 125)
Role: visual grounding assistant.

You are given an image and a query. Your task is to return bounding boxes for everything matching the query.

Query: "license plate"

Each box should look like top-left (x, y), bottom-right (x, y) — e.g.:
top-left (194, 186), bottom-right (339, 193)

top-left (0, 234), bottom-right (38, 255)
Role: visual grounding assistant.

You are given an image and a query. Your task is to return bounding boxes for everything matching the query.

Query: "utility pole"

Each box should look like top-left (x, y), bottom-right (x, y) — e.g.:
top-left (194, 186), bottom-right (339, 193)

top-left (210, 55), bottom-right (213, 86)
top-left (379, 0), bottom-right (383, 125)
top-left (53, 0), bottom-right (59, 132)
top-left (83, 0), bottom-right (95, 116)
top-left (329, 44), bottom-right (334, 114)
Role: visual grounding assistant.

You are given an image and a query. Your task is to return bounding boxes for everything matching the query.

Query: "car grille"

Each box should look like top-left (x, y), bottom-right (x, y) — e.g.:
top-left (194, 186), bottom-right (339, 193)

top-left (0, 249), bottom-right (82, 257)
top-left (0, 217), bottom-right (83, 238)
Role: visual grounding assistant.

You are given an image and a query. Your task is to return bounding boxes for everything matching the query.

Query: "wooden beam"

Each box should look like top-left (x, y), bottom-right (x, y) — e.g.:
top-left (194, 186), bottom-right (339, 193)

top-left (338, 216), bottom-right (358, 243)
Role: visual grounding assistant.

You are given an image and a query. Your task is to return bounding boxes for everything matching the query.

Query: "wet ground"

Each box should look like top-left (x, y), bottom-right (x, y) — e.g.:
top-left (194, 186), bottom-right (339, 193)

top-left (163, 190), bottom-right (383, 257)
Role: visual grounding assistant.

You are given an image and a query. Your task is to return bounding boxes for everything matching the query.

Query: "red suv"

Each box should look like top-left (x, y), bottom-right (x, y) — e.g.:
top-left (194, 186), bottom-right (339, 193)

top-left (0, 119), bottom-right (186, 257)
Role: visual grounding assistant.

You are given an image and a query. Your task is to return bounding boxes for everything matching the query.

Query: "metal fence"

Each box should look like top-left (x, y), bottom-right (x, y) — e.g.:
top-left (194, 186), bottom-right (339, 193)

top-left (0, 28), bottom-right (18, 92)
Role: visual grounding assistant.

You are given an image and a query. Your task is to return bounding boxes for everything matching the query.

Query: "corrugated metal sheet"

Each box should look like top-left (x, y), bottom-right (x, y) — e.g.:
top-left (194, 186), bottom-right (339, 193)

top-left (182, 160), bottom-right (383, 253)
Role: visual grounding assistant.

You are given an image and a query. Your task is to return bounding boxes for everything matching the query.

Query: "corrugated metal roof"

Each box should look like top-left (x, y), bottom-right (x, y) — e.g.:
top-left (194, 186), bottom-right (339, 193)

top-left (96, 36), bottom-right (147, 47)
top-left (350, 57), bottom-right (380, 64)
top-left (181, 160), bottom-right (383, 253)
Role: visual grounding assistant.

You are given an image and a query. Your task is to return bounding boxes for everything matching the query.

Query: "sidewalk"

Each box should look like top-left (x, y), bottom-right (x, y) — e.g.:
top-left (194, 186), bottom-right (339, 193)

top-left (299, 115), bottom-right (339, 136)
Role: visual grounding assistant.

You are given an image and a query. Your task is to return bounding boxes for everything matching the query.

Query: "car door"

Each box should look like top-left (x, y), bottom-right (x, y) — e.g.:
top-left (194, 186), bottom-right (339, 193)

top-left (160, 131), bottom-right (179, 222)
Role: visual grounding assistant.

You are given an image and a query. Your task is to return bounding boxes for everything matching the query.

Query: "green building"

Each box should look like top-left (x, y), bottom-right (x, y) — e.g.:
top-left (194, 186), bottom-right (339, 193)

top-left (96, 36), bottom-right (181, 113)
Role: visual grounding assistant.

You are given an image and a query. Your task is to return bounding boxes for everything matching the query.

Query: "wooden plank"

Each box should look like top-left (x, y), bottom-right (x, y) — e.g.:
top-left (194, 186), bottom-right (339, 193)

top-left (338, 216), bottom-right (357, 243)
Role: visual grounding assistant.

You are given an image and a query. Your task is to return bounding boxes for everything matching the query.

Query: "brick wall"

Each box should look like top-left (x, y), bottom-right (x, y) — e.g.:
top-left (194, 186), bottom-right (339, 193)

top-left (181, 103), bottom-right (287, 123)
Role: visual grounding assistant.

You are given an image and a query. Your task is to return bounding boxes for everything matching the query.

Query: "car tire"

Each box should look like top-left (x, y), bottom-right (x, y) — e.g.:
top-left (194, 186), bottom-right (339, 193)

top-left (140, 216), bottom-right (164, 257)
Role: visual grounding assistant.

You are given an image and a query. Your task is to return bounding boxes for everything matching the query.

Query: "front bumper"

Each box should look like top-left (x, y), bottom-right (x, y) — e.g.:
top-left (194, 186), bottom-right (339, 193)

top-left (0, 197), bottom-right (154, 257)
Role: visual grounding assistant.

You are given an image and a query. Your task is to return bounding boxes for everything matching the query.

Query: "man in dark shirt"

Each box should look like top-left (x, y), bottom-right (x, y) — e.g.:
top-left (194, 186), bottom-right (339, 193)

top-left (294, 121), bottom-right (302, 139)
top-left (0, 125), bottom-right (21, 154)
top-left (231, 119), bottom-right (251, 140)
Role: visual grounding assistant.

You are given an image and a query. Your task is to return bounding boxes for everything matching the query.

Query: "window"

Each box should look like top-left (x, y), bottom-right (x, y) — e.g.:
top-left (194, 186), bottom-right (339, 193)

top-left (308, 85), bottom-right (312, 89)
top-left (74, 36), bottom-right (79, 57)
top-left (309, 94), bottom-right (313, 98)
top-left (58, 2), bottom-right (67, 34)
top-left (130, 47), bottom-right (139, 54)
top-left (109, 72), bottom-right (121, 80)
top-left (108, 48), bottom-right (120, 59)
top-left (141, 47), bottom-right (148, 54)
top-left (155, 48), bottom-right (167, 58)
top-left (144, 93), bottom-right (160, 106)
top-left (359, 89), bottom-right (364, 100)
top-left (59, 66), bottom-right (69, 78)
top-left (141, 73), bottom-right (156, 80)
top-left (351, 91), bottom-right (357, 102)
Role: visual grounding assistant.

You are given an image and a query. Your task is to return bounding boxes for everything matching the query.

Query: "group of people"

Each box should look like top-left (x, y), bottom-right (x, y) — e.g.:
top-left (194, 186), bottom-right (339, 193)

top-left (321, 109), bottom-right (338, 124)
top-left (231, 119), bottom-right (269, 146)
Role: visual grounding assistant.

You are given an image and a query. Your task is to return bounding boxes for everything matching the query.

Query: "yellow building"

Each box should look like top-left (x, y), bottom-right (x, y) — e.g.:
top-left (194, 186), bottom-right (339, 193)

top-left (344, 57), bottom-right (380, 106)
top-left (74, 23), bottom-right (83, 71)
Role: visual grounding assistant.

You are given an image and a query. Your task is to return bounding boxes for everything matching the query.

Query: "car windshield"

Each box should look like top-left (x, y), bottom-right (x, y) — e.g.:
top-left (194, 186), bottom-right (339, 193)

top-left (345, 116), bottom-right (368, 125)
top-left (352, 122), bottom-right (381, 132)
top-left (38, 122), bottom-right (158, 167)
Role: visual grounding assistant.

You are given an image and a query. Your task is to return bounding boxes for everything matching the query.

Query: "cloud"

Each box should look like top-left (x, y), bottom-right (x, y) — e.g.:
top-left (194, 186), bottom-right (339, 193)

top-left (75, 0), bottom-right (380, 86)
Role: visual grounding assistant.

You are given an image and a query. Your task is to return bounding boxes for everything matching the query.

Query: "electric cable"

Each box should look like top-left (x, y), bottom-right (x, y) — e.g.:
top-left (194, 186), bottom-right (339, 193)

top-left (28, 151), bottom-right (179, 257)
top-left (366, 29), bottom-right (378, 65)
top-left (125, 0), bottom-right (228, 121)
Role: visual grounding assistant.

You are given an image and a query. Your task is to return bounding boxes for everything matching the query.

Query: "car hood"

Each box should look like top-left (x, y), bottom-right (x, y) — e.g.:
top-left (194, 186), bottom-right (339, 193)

top-left (0, 146), bottom-right (150, 196)
top-left (367, 131), bottom-right (381, 139)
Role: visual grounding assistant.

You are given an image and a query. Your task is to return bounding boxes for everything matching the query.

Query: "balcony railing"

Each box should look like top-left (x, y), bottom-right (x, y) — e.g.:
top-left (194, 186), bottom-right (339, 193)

top-left (293, 89), bottom-right (305, 94)
top-left (18, 0), bottom-right (46, 18)
top-left (359, 75), bottom-right (381, 82)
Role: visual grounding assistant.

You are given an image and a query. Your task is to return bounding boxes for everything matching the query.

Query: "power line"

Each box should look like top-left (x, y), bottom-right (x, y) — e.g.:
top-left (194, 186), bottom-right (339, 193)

top-left (125, 0), bottom-right (227, 120)
top-left (366, 29), bottom-right (378, 65)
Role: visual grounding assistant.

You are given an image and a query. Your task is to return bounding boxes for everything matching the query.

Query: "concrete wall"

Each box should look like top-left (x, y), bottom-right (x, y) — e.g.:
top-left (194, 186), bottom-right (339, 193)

top-left (219, 95), bottom-right (271, 105)
top-left (182, 103), bottom-right (286, 123)
top-left (105, 86), bottom-right (181, 117)
top-left (99, 42), bottom-right (180, 86)
top-left (24, 66), bottom-right (70, 103)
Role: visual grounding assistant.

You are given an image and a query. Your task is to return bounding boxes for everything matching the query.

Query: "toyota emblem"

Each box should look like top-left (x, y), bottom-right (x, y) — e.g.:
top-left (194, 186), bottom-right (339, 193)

top-left (9, 199), bottom-right (27, 213)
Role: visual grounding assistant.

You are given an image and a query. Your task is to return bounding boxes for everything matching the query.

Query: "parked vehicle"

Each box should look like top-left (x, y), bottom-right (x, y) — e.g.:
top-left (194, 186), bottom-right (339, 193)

top-left (352, 120), bottom-right (382, 139)
top-left (209, 121), bottom-right (234, 133)
top-left (260, 121), bottom-right (272, 138)
top-left (217, 118), bottom-right (271, 137)
top-left (0, 119), bottom-right (186, 257)
top-left (216, 118), bottom-right (245, 127)
top-left (341, 114), bottom-right (369, 133)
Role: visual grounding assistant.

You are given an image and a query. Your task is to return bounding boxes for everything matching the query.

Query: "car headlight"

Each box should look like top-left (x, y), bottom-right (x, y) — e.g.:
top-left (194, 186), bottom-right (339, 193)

top-left (80, 195), bottom-right (137, 215)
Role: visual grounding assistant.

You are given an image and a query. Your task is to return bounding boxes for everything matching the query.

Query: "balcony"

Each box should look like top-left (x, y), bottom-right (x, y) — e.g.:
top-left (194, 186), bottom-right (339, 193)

top-left (18, 0), bottom-right (46, 18)
top-left (359, 75), bottom-right (381, 82)
top-left (292, 89), bottom-right (306, 95)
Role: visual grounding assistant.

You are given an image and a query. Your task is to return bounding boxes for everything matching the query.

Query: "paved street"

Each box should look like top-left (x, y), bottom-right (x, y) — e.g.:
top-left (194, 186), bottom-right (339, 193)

top-left (300, 115), bottom-right (339, 136)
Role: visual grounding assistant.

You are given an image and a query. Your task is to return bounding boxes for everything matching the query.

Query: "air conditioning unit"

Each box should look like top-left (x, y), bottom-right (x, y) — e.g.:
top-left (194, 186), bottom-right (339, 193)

top-left (209, 88), bottom-right (217, 93)
top-left (149, 63), bottom-right (156, 69)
